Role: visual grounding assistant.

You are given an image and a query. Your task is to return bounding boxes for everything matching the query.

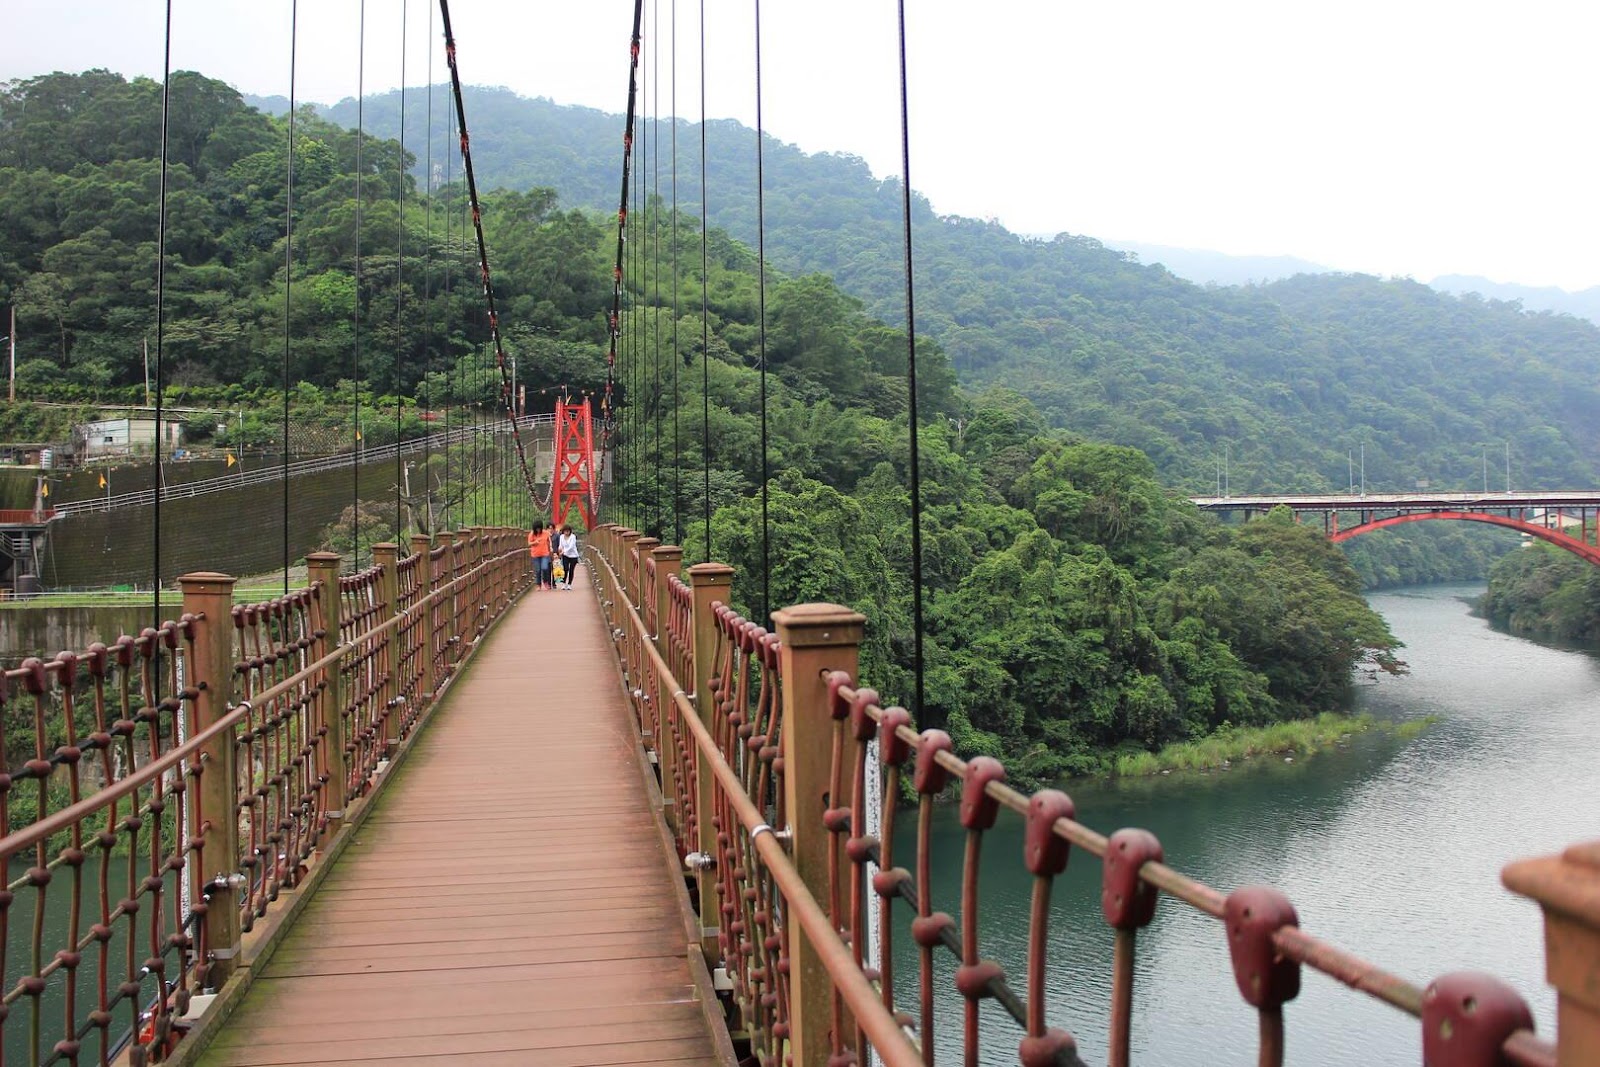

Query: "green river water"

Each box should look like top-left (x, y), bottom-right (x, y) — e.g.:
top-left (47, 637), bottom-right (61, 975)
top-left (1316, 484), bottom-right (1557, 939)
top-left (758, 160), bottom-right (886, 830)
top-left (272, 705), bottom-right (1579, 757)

top-left (894, 583), bottom-right (1598, 1065)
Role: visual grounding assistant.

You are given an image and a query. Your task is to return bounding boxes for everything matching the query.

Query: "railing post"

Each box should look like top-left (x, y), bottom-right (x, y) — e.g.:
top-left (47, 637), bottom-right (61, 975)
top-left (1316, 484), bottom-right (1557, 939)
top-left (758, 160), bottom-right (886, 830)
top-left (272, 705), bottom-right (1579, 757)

top-left (773, 601), bottom-right (866, 1067)
top-left (651, 544), bottom-right (683, 831)
top-left (437, 531), bottom-right (458, 666)
top-left (411, 533), bottom-right (436, 704)
top-left (635, 536), bottom-right (661, 615)
top-left (688, 562), bottom-right (734, 965)
top-left (180, 571), bottom-right (241, 989)
top-left (305, 551), bottom-right (348, 831)
top-left (1504, 841), bottom-right (1600, 1064)
top-left (371, 542), bottom-right (401, 754)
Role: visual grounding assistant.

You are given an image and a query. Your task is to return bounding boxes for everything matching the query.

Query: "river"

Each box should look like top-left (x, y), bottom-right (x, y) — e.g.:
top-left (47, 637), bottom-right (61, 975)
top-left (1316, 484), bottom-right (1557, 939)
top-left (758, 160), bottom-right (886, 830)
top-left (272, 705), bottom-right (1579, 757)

top-left (896, 583), bottom-right (1599, 1065)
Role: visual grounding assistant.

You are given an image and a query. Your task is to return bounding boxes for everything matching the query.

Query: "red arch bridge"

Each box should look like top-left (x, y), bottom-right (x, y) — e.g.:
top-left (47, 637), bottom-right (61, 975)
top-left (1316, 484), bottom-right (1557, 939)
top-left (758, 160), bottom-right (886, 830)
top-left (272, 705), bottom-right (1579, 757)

top-left (1191, 491), bottom-right (1600, 565)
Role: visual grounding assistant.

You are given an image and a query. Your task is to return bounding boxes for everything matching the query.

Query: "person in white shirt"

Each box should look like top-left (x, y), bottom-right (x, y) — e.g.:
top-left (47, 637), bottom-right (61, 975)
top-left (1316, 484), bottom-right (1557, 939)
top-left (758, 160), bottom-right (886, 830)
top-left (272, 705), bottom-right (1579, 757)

top-left (557, 526), bottom-right (580, 589)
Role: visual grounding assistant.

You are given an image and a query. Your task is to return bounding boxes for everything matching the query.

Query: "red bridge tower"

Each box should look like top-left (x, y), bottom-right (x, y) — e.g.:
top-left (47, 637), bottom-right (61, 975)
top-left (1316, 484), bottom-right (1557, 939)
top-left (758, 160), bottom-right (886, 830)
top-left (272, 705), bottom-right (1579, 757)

top-left (552, 398), bottom-right (597, 529)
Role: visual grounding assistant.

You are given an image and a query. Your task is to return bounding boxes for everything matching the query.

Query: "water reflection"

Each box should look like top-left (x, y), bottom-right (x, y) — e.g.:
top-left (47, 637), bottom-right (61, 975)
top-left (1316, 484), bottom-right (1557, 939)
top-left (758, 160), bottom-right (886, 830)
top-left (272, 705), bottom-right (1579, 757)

top-left (892, 584), bottom-right (1596, 1065)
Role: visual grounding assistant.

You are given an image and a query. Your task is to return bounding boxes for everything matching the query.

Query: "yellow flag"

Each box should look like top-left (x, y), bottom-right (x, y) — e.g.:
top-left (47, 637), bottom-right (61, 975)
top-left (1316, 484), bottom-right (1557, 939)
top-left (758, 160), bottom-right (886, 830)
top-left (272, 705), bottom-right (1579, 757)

top-left (355, 429), bottom-right (362, 441)
top-left (98, 473), bottom-right (107, 489)
top-left (226, 451), bottom-right (237, 468)
top-left (41, 482), bottom-right (48, 498)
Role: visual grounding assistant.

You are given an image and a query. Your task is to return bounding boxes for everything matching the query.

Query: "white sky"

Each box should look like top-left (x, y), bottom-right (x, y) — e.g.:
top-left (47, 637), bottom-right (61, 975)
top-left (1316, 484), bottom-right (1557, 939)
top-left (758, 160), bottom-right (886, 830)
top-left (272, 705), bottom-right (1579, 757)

top-left (7, 1), bottom-right (1600, 290)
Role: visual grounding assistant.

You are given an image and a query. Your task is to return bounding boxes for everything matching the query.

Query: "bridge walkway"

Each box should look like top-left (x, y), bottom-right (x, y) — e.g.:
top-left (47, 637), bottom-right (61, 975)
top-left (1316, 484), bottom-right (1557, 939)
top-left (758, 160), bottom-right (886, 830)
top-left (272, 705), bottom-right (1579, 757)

top-left (196, 577), bottom-right (726, 1067)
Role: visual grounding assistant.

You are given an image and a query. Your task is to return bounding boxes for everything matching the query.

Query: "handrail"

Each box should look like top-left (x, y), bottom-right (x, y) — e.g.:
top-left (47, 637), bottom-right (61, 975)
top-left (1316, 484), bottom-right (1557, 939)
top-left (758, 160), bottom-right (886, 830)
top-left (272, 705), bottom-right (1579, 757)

top-left (0, 550), bottom-right (519, 860)
top-left (0, 529), bottom-right (531, 1066)
top-left (588, 523), bottom-right (1579, 1067)
top-left (588, 540), bottom-right (923, 1067)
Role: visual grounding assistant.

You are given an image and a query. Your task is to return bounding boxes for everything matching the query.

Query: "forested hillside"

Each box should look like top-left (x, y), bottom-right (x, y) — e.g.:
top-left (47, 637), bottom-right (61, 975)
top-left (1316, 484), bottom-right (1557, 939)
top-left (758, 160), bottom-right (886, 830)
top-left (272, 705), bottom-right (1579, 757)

top-left (0, 70), bottom-right (1407, 778)
top-left (320, 86), bottom-right (1600, 503)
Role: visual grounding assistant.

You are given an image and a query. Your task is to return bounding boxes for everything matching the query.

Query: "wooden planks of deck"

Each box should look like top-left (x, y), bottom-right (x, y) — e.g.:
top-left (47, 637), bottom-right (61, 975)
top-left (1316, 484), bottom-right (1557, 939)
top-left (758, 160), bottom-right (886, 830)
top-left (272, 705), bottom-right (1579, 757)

top-left (198, 576), bottom-right (728, 1066)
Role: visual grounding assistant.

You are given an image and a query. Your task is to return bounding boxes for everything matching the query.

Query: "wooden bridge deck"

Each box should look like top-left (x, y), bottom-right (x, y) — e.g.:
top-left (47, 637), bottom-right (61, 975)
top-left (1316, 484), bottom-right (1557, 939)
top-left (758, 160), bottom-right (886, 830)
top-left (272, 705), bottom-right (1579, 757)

top-left (197, 576), bottom-right (728, 1067)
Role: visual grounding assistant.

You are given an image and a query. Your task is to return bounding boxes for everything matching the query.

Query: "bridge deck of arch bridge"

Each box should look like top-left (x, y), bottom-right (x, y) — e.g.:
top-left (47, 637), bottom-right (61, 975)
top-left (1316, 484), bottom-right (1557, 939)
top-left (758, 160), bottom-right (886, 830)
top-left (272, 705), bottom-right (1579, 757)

top-left (195, 582), bottom-right (728, 1067)
top-left (1191, 490), bottom-right (1600, 512)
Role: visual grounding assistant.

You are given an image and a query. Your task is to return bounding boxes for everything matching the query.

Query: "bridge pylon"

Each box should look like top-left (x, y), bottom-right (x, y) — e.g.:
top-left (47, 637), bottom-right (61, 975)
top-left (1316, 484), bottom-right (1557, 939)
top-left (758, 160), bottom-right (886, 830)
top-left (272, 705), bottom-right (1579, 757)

top-left (552, 398), bottom-right (597, 530)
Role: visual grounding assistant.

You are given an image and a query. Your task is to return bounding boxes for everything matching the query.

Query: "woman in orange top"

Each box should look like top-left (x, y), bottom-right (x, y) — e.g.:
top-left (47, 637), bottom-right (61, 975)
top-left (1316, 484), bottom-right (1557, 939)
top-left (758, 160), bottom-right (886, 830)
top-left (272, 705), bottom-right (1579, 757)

top-left (528, 520), bottom-right (553, 589)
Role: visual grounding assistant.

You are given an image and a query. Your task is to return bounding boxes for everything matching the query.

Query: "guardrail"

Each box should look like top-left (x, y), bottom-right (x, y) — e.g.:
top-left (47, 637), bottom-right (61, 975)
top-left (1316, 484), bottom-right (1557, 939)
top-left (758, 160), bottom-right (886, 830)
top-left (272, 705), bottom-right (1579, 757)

top-left (0, 526), bottom-right (530, 1065)
top-left (590, 523), bottom-right (1592, 1067)
top-left (53, 419), bottom-right (554, 517)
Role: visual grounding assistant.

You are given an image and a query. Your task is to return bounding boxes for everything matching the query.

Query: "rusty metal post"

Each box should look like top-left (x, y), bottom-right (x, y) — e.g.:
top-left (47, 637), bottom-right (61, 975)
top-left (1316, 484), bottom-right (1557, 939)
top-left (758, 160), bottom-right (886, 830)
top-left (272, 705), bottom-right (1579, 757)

top-left (371, 542), bottom-right (401, 753)
top-left (410, 533), bottom-right (436, 704)
top-left (651, 544), bottom-right (683, 832)
top-left (1504, 841), bottom-right (1600, 1065)
top-left (305, 551), bottom-right (348, 831)
top-left (774, 602), bottom-right (866, 1067)
top-left (689, 562), bottom-right (734, 964)
top-left (180, 571), bottom-right (241, 988)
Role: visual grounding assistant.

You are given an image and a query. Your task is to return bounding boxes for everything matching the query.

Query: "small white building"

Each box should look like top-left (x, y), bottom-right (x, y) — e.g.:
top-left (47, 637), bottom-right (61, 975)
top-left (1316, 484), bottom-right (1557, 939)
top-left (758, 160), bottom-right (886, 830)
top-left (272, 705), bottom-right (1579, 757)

top-left (76, 416), bottom-right (184, 458)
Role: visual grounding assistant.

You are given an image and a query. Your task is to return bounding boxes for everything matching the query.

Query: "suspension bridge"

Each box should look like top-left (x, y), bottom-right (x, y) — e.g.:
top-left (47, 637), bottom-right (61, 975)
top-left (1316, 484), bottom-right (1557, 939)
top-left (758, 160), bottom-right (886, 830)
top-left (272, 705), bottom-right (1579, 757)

top-left (0, 1), bottom-right (1595, 1065)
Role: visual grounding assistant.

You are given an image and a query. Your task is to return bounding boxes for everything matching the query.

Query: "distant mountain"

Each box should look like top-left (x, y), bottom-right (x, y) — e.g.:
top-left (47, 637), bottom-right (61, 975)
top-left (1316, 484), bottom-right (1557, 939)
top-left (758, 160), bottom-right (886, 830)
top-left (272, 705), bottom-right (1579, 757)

top-left (1103, 241), bottom-right (1332, 286)
top-left (1429, 274), bottom-right (1600, 326)
top-left (241, 93), bottom-right (293, 116)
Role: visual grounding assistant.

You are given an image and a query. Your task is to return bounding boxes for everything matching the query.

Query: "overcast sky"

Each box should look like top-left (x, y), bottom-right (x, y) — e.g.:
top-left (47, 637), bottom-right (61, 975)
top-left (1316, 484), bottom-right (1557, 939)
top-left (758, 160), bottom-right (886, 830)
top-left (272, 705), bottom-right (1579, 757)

top-left (8, 1), bottom-right (1600, 290)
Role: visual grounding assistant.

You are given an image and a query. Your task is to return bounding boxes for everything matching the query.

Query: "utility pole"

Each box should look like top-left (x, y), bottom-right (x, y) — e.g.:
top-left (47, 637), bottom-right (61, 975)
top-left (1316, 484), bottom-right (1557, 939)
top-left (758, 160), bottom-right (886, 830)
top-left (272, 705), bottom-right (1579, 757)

top-left (143, 338), bottom-right (152, 406)
top-left (1483, 449), bottom-right (1488, 494)
top-left (1348, 449), bottom-right (1354, 494)
top-left (1505, 440), bottom-right (1511, 493)
top-left (1359, 442), bottom-right (1365, 496)
top-left (1223, 443), bottom-right (1230, 497)
top-left (7, 304), bottom-right (15, 402)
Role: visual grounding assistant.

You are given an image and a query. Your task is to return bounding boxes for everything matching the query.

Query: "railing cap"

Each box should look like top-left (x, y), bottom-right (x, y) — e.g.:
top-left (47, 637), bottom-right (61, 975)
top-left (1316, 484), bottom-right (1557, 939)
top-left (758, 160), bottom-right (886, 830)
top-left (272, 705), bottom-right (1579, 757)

top-left (305, 551), bottom-right (341, 564)
top-left (637, 536), bottom-right (662, 548)
top-left (772, 602), bottom-right (866, 647)
top-left (177, 571), bottom-right (237, 593)
top-left (687, 562), bottom-right (734, 585)
top-left (1503, 838), bottom-right (1600, 925)
top-left (652, 544), bottom-right (684, 560)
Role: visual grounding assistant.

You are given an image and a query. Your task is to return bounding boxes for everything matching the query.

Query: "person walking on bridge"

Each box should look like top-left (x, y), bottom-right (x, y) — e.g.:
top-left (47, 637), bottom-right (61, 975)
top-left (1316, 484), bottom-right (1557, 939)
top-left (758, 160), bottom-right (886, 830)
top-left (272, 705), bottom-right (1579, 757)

top-left (528, 521), bottom-right (554, 590)
top-left (557, 524), bottom-right (580, 589)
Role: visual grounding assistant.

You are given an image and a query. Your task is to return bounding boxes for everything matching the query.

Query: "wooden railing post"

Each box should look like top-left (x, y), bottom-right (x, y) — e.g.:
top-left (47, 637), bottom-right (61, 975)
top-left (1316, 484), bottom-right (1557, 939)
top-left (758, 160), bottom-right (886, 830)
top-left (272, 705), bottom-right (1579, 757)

top-left (650, 544), bottom-right (683, 832)
top-left (1504, 841), bottom-right (1600, 1064)
top-left (411, 533), bottom-right (436, 704)
top-left (688, 562), bottom-right (734, 965)
top-left (619, 529), bottom-right (641, 605)
top-left (305, 551), bottom-right (348, 831)
top-left (773, 601), bottom-right (866, 1067)
top-left (635, 536), bottom-right (661, 615)
top-left (371, 542), bottom-right (401, 754)
top-left (180, 571), bottom-right (241, 989)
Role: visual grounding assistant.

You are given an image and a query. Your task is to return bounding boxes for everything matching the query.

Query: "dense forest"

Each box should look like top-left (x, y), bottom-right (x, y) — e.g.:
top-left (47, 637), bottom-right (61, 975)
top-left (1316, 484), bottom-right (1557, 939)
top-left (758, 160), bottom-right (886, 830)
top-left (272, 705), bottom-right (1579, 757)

top-left (0, 70), bottom-right (1416, 777)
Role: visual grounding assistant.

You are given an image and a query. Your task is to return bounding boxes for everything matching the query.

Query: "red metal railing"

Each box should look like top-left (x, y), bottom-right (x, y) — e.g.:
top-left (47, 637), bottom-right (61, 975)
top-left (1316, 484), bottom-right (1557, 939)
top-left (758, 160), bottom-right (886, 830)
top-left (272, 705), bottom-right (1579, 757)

top-left (0, 509), bottom-right (55, 525)
top-left (590, 522), bottom-right (1590, 1067)
top-left (0, 529), bottom-right (532, 1066)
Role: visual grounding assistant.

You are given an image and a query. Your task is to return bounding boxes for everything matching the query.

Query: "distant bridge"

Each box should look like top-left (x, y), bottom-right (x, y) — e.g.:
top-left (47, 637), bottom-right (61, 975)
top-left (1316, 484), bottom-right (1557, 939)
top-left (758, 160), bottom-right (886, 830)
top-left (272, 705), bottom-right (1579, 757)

top-left (1191, 491), bottom-right (1600, 565)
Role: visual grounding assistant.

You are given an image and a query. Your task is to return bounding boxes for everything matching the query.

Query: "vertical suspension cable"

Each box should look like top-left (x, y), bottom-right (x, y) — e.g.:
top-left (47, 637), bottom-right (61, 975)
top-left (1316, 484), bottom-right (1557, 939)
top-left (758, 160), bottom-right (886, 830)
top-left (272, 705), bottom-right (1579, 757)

top-left (353, 0), bottom-right (366, 565)
top-left (652, 0), bottom-right (663, 538)
top-left (671, 0), bottom-right (681, 547)
top-left (896, 0), bottom-right (928, 724)
top-left (283, 0), bottom-right (299, 595)
top-left (442, 81), bottom-right (453, 531)
top-left (753, 0), bottom-right (771, 623)
top-left (422, 1), bottom-right (434, 536)
top-left (699, 0), bottom-right (710, 557)
top-left (395, 0), bottom-right (407, 538)
top-left (153, 0), bottom-right (173, 631)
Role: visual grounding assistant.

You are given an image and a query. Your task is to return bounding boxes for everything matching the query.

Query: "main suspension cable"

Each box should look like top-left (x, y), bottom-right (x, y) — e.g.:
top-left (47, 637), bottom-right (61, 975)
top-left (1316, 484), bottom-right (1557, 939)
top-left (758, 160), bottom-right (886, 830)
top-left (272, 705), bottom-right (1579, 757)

top-left (604, 0), bottom-right (647, 530)
top-left (439, 0), bottom-right (545, 514)
top-left (896, 0), bottom-right (928, 725)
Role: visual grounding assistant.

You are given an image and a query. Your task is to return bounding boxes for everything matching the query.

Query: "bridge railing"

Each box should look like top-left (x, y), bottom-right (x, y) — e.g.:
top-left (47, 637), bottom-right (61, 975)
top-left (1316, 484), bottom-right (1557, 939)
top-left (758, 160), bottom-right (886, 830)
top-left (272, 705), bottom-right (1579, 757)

top-left (589, 524), bottom-right (1592, 1067)
top-left (0, 527), bottom-right (530, 1066)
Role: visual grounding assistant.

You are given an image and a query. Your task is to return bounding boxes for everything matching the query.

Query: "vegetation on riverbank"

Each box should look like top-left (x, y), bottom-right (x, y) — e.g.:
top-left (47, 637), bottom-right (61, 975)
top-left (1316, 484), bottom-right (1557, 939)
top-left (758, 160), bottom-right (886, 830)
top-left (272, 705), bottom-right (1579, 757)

top-left (1109, 713), bottom-right (1374, 777)
top-left (1480, 543), bottom-right (1600, 645)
